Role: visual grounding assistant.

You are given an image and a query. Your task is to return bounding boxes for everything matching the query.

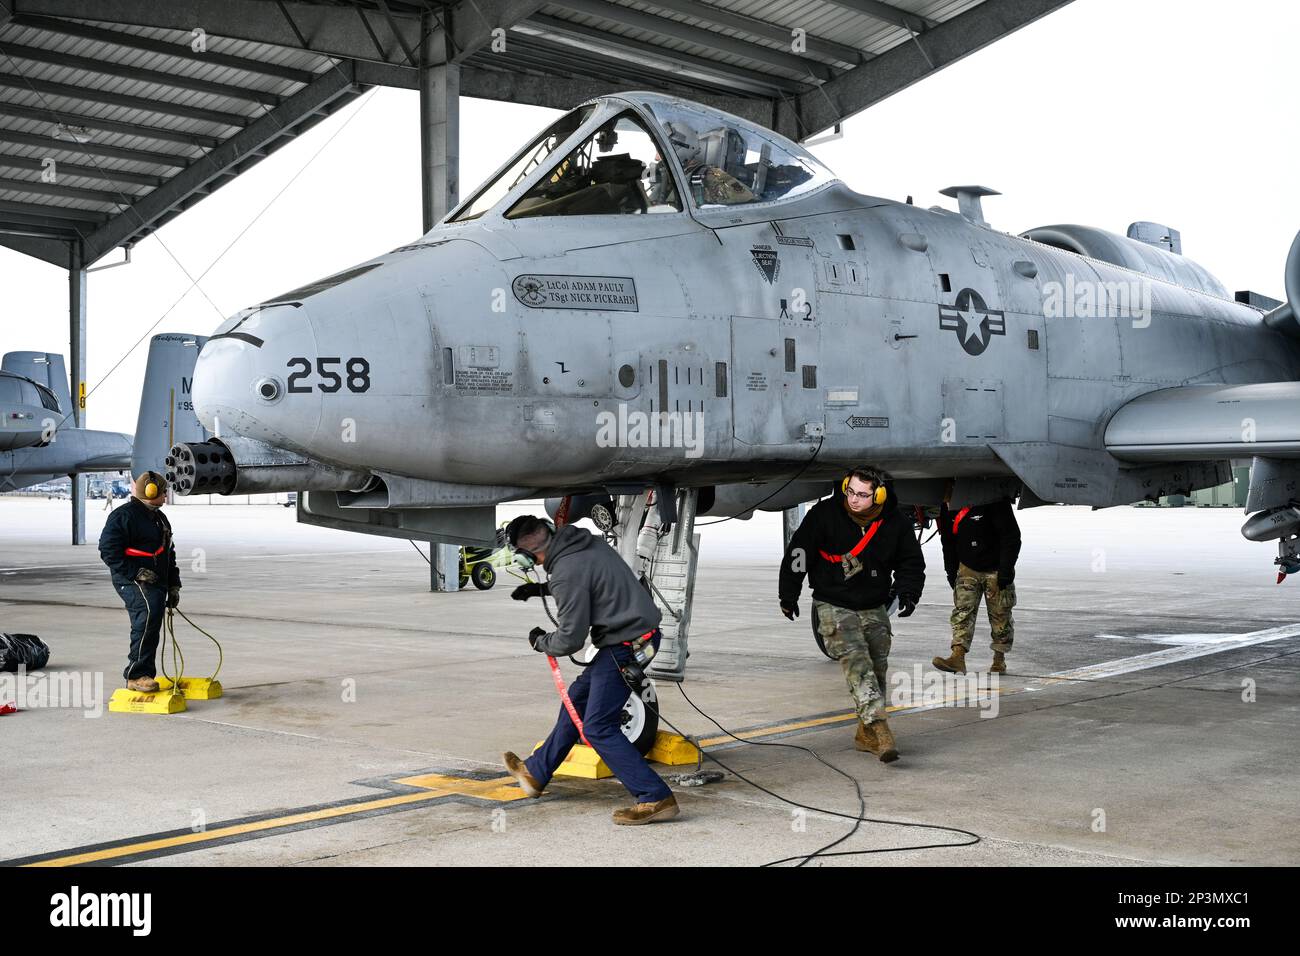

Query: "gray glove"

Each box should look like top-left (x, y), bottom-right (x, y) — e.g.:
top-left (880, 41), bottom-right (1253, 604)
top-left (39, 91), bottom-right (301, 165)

top-left (134, 568), bottom-right (159, 586)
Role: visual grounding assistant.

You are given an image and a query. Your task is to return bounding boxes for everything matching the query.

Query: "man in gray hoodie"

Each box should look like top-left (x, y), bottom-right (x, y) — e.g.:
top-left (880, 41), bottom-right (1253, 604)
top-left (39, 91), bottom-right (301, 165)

top-left (501, 515), bottom-right (679, 825)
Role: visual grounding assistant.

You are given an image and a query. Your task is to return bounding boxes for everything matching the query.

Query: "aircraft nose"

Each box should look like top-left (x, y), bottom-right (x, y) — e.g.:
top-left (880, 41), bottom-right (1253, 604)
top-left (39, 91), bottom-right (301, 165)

top-left (192, 303), bottom-right (321, 448)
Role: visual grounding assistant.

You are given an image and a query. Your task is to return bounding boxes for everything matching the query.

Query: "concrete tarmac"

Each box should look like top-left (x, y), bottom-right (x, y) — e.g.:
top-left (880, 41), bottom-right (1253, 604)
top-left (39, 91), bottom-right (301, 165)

top-left (1, 497), bottom-right (1297, 866)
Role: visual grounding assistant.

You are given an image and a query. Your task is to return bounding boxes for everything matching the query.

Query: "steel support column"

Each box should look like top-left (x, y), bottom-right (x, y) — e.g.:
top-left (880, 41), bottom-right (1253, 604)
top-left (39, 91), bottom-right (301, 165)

top-left (69, 240), bottom-right (86, 545)
top-left (419, 13), bottom-right (460, 233)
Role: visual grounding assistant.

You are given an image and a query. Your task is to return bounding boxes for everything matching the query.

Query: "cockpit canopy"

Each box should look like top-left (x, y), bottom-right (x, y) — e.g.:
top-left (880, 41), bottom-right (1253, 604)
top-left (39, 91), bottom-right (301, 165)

top-left (449, 93), bottom-right (839, 223)
top-left (0, 370), bottom-right (60, 412)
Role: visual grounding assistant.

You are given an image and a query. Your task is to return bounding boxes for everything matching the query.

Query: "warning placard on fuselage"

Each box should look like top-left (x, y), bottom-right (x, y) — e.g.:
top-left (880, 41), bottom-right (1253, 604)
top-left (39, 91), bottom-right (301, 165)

top-left (512, 275), bottom-right (638, 311)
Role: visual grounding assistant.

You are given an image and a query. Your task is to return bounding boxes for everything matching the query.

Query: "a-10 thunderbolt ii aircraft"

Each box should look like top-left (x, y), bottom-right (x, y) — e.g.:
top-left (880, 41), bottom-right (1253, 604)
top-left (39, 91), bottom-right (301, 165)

top-left (0, 351), bottom-right (131, 493)
top-left (2, 336), bottom-right (207, 494)
top-left (168, 91), bottom-right (1300, 677)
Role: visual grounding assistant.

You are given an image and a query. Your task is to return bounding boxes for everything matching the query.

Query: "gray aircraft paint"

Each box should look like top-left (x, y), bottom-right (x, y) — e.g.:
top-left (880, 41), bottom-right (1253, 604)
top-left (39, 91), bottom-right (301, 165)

top-left (179, 93), bottom-right (1300, 564)
top-left (0, 335), bottom-right (204, 493)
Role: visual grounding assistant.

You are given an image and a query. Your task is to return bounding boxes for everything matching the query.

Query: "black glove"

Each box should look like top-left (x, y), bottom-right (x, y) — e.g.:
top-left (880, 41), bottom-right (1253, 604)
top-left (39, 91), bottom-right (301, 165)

top-left (166, 586), bottom-right (180, 609)
top-left (948, 573), bottom-right (957, 590)
top-left (528, 626), bottom-right (547, 650)
top-left (780, 602), bottom-right (799, 621)
top-left (997, 574), bottom-right (1014, 589)
top-left (896, 594), bottom-right (918, 618)
top-left (134, 568), bottom-right (159, 586)
top-left (511, 582), bottom-right (547, 602)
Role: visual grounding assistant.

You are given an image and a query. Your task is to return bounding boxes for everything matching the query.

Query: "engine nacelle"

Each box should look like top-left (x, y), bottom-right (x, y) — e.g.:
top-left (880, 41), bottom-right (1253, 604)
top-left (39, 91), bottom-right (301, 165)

top-left (1261, 230), bottom-right (1300, 336)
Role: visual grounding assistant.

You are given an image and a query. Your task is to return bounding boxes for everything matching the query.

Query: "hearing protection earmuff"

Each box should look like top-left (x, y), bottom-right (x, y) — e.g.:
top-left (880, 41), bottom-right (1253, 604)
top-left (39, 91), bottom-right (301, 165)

top-left (505, 515), bottom-right (556, 571)
top-left (145, 475), bottom-right (160, 499)
top-left (842, 471), bottom-right (887, 505)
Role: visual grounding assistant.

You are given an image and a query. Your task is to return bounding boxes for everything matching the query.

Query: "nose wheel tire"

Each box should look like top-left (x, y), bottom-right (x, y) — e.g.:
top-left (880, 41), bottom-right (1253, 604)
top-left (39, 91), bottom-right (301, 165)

top-left (621, 681), bottom-right (659, 755)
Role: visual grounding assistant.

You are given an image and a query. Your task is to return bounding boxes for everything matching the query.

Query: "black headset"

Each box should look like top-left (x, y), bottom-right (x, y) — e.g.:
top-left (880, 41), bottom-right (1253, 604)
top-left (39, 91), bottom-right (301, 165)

top-left (505, 515), bottom-right (555, 571)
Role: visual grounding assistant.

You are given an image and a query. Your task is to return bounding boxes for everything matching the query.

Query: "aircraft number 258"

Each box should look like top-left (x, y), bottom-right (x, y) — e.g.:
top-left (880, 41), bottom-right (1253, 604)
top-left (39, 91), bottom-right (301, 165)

top-left (286, 357), bottom-right (371, 394)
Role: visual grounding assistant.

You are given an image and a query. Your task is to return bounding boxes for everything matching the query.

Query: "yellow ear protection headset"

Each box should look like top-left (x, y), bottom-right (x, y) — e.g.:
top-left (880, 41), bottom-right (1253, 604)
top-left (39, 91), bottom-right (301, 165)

top-left (842, 468), bottom-right (887, 505)
top-left (505, 515), bottom-right (555, 571)
top-left (138, 470), bottom-right (165, 501)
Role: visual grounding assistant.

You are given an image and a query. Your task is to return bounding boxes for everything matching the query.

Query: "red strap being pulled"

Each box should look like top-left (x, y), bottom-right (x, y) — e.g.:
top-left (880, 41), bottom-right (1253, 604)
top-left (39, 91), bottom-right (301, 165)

top-left (547, 655), bottom-right (590, 747)
top-left (819, 519), bottom-right (882, 563)
top-left (124, 545), bottom-right (165, 557)
top-left (951, 507), bottom-right (971, 535)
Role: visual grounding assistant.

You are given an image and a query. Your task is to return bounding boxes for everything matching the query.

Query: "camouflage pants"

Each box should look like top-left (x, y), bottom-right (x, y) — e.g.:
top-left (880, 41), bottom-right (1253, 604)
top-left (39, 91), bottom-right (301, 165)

top-left (950, 564), bottom-right (1015, 653)
top-left (814, 601), bottom-right (891, 723)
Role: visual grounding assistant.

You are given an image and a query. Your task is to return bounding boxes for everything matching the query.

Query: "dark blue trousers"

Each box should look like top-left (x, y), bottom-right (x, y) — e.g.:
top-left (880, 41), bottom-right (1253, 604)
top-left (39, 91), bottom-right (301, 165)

top-left (115, 578), bottom-right (166, 681)
top-left (526, 634), bottom-right (672, 804)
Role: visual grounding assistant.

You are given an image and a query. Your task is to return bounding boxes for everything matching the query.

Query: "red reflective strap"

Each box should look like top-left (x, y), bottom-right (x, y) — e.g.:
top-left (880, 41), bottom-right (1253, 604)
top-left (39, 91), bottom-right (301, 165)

top-left (952, 507), bottom-right (971, 536)
top-left (124, 545), bottom-right (164, 557)
top-left (819, 519), bottom-right (882, 563)
top-left (547, 655), bottom-right (590, 747)
top-left (623, 629), bottom-right (657, 647)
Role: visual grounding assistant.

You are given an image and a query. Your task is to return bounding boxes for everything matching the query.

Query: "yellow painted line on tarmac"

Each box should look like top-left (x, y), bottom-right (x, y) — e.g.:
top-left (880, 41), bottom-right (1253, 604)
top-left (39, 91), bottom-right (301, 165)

top-left (21, 774), bottom-right (527, 868)
top-left (694, 691), bottom-right (1005, 748)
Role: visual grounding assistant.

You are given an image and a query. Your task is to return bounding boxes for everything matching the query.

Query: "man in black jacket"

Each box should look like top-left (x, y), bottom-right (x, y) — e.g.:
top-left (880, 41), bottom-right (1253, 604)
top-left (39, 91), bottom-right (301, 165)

top-left (779, 468), bottom-right (925, 762)
top-left (98, 471), bottom-right (181, 693)
top-left (500, 515), bottom-right (679, 826)
top-left (933, 497), bottom-right (1022, 675)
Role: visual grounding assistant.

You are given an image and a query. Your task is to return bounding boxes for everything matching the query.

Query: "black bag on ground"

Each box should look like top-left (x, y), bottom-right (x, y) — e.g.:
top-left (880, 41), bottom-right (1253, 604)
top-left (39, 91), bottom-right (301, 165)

top-left (0, 633), bottom-right (50, 671)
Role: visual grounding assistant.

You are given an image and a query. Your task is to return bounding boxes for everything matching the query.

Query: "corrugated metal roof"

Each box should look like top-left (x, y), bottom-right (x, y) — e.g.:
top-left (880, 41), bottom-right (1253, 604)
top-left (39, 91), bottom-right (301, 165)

top-left (0, 0), bottom-right (1067, 265)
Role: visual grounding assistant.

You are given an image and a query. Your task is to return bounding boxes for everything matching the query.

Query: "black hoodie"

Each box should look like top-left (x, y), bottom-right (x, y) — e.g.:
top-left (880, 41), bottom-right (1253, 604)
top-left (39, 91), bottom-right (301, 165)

top-left (938, 500), bottom-right (1021, 583)
top-left (779, 490), bottom-right (925, 612)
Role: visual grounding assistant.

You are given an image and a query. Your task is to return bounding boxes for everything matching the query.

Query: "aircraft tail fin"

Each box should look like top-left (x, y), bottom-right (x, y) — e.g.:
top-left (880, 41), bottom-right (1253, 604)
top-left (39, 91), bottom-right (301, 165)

top-left (1, 351), bottom-right (72, 417)
top-left (131, 333), bottom-right (208, 478)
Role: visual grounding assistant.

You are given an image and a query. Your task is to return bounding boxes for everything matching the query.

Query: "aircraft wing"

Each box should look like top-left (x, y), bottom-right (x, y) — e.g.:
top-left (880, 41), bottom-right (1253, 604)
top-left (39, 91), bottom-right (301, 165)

top-left (1104, 382), bottom-right (1300, 462)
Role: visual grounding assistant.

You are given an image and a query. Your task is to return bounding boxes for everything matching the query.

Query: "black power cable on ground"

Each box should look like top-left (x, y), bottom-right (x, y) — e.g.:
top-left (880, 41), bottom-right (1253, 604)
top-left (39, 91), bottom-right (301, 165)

top-left (652, 682), bottom-right (982, 866)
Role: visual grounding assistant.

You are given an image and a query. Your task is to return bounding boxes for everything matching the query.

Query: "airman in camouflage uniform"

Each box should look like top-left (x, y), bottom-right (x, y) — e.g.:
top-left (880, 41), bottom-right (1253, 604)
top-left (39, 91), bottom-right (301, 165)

top-left (779, 468), bottom-right (926, 762)
top-left (933, 499), bottom-right (1022, 675)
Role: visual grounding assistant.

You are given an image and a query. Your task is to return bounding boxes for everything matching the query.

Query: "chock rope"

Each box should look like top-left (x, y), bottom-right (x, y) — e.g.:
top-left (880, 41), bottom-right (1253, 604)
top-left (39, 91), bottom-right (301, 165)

top-left (546, 655), bottom-right (589, 747)
top-left (174, 608), bottom-right (224, 683)
top-left (159, 606), bottom-right (225, 689)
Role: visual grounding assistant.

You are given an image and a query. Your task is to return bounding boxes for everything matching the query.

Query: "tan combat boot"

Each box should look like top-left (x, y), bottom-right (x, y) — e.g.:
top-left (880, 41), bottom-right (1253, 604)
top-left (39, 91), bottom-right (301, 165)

top-left (932, 644), bottom-right (967, 674)
top-left (856, 718), bottom-right (900, 763)
top-left (126, 677), bottom-right (160, 693)
top-left (502, 751), bottom-right (543, 798)
top-left (990, 651), bottom-right (1007, 674)
top-left (612, 795), bottom-right (680, 825)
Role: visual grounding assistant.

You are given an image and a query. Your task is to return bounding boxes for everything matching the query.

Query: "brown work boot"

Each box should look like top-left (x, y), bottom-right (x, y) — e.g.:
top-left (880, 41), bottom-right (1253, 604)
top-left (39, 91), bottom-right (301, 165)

top-left (854, 719), bottom-right (872, 752)
top-left (126, 677), bottom-right (160, 694)
top-left (932, 644), bottom-right (967, 674)
top-left (856, 718), bottom-right (899, 762)
top-left (612, 794), bottom-right (679, 826)
top-left (990, 651), bottom-right (1007, 674)
top-left (502, 751), bottom-right (543, 798)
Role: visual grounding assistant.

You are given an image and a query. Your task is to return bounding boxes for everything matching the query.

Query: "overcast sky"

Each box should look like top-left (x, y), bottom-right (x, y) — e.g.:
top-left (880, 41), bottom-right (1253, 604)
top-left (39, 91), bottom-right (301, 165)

top-left (3, 0), bottom-right (1297, 434)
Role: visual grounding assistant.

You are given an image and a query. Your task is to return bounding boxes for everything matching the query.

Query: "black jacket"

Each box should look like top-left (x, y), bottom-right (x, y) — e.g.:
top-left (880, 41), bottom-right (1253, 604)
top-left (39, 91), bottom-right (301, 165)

top-left (779, 493), bottom-right (925, 612)
top-left (98, 497), bottom-right (180, 589)
top-left (536, 525), bottom-right (662, 657)
top-left (938, 500), bottom-right (1021, 582)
